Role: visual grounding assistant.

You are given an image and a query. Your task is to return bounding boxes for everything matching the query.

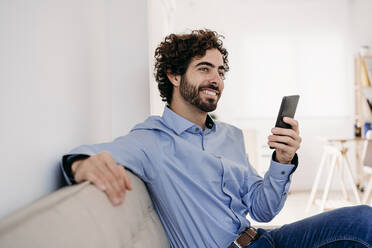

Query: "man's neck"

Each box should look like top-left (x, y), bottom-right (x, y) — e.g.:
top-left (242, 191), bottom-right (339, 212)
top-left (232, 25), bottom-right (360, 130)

top-left (169, 98), bottom-right (207, 131)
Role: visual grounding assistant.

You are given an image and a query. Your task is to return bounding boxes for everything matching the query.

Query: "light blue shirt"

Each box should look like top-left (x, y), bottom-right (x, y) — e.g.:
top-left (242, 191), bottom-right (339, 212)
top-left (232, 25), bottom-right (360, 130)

top-left (61, 106), bottom-right (296, 247)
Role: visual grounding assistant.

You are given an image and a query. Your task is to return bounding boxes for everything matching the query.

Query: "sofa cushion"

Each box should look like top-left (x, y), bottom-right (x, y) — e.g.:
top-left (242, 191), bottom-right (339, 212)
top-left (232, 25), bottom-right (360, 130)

top-left (0, 171), bottom-right (170, 248)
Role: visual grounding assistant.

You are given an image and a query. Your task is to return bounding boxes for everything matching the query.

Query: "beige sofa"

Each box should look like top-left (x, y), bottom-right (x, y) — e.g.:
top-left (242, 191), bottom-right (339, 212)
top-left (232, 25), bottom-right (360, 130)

top-left (0, 171), bottom-right (170, 247)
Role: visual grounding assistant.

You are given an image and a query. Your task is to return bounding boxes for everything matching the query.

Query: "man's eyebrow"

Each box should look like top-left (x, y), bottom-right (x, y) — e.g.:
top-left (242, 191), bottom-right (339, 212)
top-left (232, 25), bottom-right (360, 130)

top-left (195, 62), bottom-right (226, 71)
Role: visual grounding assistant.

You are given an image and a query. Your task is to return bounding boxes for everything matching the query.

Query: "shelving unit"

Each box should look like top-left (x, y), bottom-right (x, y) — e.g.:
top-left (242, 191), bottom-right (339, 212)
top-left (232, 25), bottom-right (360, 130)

top-left (354, 54), bottom-right (372, 131)
top-left (354, 54), bottom-right (372, 190)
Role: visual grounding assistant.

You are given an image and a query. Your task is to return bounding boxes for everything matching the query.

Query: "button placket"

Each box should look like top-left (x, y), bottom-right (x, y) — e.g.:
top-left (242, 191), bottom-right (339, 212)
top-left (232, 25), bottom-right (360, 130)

top-left (219, 157), bottom-right (242, 230)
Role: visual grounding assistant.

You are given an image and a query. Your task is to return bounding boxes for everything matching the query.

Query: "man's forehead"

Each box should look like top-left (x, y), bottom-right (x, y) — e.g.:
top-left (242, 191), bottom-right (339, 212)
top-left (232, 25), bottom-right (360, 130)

top-left (190, 49), bottom-right (224, 67)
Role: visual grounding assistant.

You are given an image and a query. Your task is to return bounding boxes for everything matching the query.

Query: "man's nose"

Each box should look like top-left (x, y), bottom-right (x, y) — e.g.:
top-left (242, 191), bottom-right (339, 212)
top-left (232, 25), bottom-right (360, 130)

top-left (209, 70), bottom-right (223, 85)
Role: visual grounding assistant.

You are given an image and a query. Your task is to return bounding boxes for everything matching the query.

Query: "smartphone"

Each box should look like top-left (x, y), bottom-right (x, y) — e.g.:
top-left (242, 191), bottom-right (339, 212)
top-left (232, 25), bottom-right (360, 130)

top-left (270, 95), bottom-right (300, 149)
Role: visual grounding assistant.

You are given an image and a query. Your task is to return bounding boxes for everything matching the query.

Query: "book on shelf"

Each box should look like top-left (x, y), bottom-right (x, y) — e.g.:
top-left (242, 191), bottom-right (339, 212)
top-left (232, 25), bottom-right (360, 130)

top-left (361, 57), bottom-right (372, 87)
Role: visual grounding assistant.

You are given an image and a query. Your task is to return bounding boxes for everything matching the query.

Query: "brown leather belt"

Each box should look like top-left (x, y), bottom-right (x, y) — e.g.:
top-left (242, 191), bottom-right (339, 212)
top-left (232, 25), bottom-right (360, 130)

top-left (228, 227), bottom-right (258, 248)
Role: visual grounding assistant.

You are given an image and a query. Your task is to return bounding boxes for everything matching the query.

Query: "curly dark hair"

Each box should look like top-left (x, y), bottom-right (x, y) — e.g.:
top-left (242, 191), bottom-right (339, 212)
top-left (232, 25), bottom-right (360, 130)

top-left (154, 29), bottom-right (229, 105)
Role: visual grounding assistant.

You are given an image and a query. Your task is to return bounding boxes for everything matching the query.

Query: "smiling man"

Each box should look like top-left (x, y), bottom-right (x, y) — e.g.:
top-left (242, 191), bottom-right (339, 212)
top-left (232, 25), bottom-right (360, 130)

top-left (61, 30), bottom-right (372, 247)
top-left (167, 48), bottom-right (225, 129)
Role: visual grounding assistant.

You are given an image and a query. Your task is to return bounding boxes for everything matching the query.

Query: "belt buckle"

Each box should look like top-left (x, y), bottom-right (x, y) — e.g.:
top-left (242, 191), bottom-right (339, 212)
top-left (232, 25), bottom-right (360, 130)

top-left (233, 240), bottom-right (244, 248)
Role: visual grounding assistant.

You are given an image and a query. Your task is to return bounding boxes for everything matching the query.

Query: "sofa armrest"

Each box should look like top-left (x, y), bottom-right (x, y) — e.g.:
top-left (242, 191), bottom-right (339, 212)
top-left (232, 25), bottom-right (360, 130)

top-left (0, 171), bottom-right (169, 248)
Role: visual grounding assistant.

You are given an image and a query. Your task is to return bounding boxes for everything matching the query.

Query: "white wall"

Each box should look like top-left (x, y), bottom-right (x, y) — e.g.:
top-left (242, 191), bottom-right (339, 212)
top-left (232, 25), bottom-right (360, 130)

top-left (107, 0), bottom-right (150, 138)
top-left (350, 0), bottom-right (372, 53)
top-left (0, 0), bottom-right (149, 219)
top-left (148, 0), bottom-right (176, 116)
top-left (152, 0), bottom-right (361, 191)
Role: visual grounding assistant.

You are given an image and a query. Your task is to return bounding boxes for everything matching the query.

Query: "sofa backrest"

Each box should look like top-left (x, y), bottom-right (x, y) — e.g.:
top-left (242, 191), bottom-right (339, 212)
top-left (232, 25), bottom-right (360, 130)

top-left (0, 171), bottom-right (170, 248)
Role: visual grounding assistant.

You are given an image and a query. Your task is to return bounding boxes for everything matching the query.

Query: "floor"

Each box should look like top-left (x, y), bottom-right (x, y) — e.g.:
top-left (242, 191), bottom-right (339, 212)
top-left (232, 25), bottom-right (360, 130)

top-left (247, 190), bottom-right (365, 229)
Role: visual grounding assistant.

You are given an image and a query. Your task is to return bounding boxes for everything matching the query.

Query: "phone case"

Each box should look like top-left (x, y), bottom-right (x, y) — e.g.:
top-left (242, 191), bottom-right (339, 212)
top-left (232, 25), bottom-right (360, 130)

top-left (275, 95), bottom-right (300, 129)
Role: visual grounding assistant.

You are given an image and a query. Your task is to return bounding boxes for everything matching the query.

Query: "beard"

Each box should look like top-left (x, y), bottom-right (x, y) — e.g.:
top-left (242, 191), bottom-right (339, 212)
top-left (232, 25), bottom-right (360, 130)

top-left (179, 75), bottom-right (220, 112)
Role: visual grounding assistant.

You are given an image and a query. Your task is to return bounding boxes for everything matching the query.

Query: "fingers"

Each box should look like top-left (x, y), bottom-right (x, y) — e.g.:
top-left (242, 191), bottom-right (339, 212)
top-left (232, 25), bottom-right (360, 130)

top-left (268, 140), bottom-right (296, 152)
top-left (100, 152), bottom-right (132, 190)
top-left (93, 158), bottom-right (124, 205)
top-left (98, 153), bottom-right (133, 205)
top-left (282, 117), bottom-right (299, 134)
top-left (73, 152), bottom-right (132, 206)
top-left (269, 128), bottom-right (301, 143)
top-left (268, 134), bottom-right (298, 148)
top-left (269, 118), bottom-right (302, 150)
top-left (269, 118), bottom-right (301, 163)
top-left (75, 158), bottom-right (121, 205)
top-left (120, 166), bottom-right (133, 190)
top-left (268, 135), bottom-right (300, 151)
top-left (75, 164), bottom-right (105, 190)
top-left (271, 124), bottom-right (301, 144)
top-left (97, 153), bottom-right (126, 200)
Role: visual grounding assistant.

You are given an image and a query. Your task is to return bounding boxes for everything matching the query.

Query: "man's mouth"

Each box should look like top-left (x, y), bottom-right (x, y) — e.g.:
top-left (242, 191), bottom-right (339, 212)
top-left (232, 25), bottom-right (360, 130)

top-left (203, 89), bottom-right (217, 96)
top-left (200, 87), bottom-right (219, 97)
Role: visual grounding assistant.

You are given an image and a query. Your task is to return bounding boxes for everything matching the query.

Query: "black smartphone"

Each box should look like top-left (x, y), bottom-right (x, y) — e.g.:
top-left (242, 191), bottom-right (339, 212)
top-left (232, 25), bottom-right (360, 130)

top-left (270, 95), bottom-right (300, 149)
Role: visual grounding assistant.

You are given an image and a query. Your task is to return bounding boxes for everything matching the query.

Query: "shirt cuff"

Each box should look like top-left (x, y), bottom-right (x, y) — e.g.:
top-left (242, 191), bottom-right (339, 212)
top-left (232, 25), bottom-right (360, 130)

top-left (61, 154), bottom-right (90, 185)
top-left (268, 152), bottom-right (298, 179)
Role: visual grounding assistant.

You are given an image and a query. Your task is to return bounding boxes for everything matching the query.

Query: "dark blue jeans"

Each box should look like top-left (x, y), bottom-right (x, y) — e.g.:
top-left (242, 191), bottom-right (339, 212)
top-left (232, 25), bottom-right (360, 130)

top-left (244, 205), bottom-right (372, 248)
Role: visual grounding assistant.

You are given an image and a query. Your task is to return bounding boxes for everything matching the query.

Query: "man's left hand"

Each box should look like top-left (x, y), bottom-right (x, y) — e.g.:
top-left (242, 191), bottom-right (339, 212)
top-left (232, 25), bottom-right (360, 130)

top-left (268, 117), bottom-right (302, 164)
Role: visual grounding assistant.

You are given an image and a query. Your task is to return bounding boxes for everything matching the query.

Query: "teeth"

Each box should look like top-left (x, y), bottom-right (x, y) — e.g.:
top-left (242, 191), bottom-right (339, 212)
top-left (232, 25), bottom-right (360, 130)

top-left (204, 90), bottom-right (217, 96)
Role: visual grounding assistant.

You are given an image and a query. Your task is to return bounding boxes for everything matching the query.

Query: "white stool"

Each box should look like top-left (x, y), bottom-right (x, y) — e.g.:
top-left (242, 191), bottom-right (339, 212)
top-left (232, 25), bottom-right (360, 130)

top-left (362, 166), bottom-right (372, 205)
top-left (306, 144), bottom-right (361, 213)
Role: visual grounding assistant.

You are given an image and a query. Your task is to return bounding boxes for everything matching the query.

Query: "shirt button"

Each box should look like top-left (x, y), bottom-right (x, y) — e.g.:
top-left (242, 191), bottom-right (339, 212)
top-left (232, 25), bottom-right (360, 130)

top-left (281, 171), bottom-right (285, 175)
top-left (195, 128), bottom-right (200, 132)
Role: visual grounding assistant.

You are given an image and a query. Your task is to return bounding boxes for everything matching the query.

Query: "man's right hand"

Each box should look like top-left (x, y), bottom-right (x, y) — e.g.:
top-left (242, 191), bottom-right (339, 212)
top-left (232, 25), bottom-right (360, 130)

top-left (71, 152), bottom-right (132, 206)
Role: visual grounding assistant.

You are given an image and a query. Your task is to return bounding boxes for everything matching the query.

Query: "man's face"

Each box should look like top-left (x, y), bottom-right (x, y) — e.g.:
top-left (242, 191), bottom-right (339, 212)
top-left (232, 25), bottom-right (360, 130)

top-left (179, 49), bottom-right (225, 112)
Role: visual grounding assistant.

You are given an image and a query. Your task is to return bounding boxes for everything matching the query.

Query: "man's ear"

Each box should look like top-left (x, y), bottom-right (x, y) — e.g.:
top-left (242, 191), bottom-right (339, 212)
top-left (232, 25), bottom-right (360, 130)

top-left (167, 70), bottom-right (181, 87)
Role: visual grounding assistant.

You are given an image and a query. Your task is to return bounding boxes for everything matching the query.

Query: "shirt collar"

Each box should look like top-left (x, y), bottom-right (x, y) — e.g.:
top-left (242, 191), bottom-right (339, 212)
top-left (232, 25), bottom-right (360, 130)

top-left (161, 106), bottom-right (215, 135)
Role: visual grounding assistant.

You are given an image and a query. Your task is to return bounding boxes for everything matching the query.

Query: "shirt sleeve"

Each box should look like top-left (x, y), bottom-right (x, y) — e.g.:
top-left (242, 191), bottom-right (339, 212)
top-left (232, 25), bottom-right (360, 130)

top-left (60, 130), bottom-right (155, 185)
top-left (242, 152), bottom-right (298, 222)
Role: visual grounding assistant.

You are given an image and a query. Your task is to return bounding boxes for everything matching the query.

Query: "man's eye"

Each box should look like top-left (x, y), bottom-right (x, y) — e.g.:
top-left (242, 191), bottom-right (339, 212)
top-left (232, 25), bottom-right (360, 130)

top-left (219, 72), bottom-right (225, 78)
top-left (199, 67), bottom-right (208, 72)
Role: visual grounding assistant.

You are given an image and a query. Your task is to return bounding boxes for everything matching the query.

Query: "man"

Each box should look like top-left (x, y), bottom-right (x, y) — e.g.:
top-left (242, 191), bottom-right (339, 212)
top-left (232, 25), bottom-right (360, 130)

top-left (61, 30), bottom-right (372, 247)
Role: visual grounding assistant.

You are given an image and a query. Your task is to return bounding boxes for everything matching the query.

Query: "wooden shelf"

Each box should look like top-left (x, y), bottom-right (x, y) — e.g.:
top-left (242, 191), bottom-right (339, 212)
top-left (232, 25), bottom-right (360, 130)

top-left (354, 54), bottom-right (372, 131)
